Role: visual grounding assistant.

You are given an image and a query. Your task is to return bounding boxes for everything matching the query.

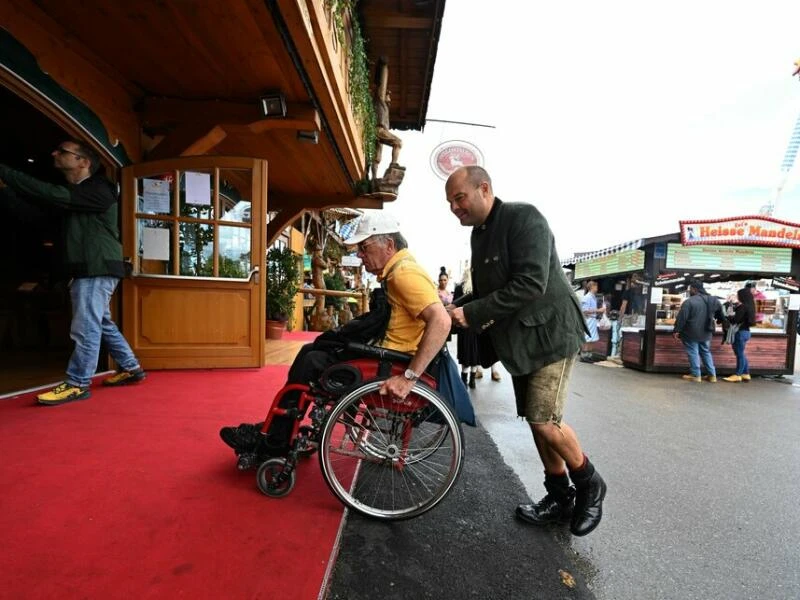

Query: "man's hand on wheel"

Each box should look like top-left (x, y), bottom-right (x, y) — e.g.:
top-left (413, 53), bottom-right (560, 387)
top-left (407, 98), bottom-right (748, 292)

top-left (379, 375), bottom-right (415, 401)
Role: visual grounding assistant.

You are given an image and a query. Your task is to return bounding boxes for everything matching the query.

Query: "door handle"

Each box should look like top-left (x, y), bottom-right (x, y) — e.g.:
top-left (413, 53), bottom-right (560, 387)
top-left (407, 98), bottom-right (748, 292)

top-left (249, 266), bottom-right (260, 283)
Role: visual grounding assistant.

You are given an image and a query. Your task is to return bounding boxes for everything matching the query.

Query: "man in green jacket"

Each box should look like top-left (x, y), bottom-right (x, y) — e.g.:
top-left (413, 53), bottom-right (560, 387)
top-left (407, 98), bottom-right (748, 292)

top-left (0, 140), bottom-right (145, 405)
top-left (445, 165), bottom-right (607, 537)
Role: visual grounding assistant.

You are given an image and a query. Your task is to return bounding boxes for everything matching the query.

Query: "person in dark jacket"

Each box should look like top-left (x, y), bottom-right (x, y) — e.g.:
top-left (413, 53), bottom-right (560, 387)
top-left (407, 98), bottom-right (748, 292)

top-left (723, 288), bottom-right (756, 382)
top-left (444, 165), bottom-right (606, 537)
top-left (0, 140), bottom-right (145, 405)
top-left (672, 279), bottom-right (724, 383)
top-left (453, 269), bottom-right (480, 389)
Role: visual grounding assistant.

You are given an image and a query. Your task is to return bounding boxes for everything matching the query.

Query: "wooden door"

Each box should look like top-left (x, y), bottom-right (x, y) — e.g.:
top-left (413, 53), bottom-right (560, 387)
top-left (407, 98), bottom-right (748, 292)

top-left (121, 156), bottom-right (267, 369)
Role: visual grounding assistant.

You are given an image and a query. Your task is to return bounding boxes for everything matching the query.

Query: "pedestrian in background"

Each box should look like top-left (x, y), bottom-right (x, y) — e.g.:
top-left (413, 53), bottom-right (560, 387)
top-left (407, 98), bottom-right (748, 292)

top-left (436, 266), bottom-right (453, 305)
top-left (453, 269), bottom-right (480, 389)
top-left (723, 288), bottom-right (756, 382)
top-left (672, 279), bottom-right (724, 383)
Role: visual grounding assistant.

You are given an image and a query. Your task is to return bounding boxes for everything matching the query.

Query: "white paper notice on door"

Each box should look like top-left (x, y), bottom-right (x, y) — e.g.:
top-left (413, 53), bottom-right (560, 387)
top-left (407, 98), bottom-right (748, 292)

top-left (142, 178), bottom-right (171, 213)
top-left (789, 294), bottom-right (800, 310)
top-left (142, 227), bottom-right (170, 260)
top-left (185, 172), bottom-right (211, 206)
top-left (650, 286), bottom-right (663, 304)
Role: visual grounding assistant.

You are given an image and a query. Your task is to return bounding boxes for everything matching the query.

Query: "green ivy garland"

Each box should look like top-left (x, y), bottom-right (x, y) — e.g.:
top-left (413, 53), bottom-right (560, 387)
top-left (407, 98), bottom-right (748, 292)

top-left (327, 0), bottom-right (377, 165)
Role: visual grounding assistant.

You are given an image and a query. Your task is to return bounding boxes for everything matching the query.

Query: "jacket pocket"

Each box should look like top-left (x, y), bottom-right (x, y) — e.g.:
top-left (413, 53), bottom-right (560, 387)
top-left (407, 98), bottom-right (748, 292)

top-left (519, 305), bottom-right (560, 351)
top-left (519, 302), bottom-right (559, 327)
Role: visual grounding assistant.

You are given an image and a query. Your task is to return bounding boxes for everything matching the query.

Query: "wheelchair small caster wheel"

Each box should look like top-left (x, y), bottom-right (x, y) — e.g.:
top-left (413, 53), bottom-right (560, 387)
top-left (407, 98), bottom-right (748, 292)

top-left (256, 458), bottom-right (296, 498)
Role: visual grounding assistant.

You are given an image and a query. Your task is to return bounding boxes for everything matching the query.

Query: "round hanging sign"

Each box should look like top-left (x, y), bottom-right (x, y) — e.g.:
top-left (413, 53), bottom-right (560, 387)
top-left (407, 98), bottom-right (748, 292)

top-left (429, 140), bottom-right (484, 180)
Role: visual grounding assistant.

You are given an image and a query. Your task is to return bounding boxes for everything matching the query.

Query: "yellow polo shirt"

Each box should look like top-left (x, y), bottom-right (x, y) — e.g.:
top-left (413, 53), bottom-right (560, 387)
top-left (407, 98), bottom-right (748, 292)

top-left (379, 249), bottom-right (440, 353)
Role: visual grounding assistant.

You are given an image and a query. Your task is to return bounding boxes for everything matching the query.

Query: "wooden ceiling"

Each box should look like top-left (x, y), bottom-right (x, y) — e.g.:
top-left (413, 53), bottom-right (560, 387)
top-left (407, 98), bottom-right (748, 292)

top-left (360, 0), bottom-right (445, 131)
top-left (5, 0), bottom-right (445, 210)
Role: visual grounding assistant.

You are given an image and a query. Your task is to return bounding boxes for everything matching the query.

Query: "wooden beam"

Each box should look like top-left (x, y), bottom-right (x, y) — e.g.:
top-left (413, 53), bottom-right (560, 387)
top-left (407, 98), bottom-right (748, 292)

top-left (140, 97), bottom-right (319, 131)
top-left (399, 29), bottom-right (408, 120)
top-left (267, 208), bottom-right (304, 247)
top-left (146, 124), bottom-right (227, 160)
top-left (143, 100), bottom-right (321, 160)
top-left (364, 16), bottom-right (433, 30)
top-left (269, 193), bottom-right (357, 212)
top-left (244, 107), bottom-right (321, 134)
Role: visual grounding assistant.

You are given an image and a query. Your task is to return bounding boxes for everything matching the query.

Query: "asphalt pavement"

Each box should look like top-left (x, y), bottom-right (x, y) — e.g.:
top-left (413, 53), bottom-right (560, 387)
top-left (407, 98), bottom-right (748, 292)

top-left (475, 351), bottom-right (800, 600)
top-left (326, 418), bottom-right (594, 600)
top-left (326, 342), bottom-right (800, 600)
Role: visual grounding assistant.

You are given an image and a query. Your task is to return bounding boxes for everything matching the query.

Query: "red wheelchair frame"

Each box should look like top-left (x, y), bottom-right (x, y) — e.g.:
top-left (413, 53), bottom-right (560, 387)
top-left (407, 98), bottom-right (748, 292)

top-left (249, 344), bottom-right (464, 521)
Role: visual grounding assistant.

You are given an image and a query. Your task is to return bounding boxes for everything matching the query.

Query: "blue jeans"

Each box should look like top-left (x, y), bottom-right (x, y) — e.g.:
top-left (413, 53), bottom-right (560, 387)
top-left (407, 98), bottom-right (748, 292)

top-left (610, 320), bottom-right (622, 356)
top-left (66, 276), bottom-right (140, 387)
top-left (732, 330), bottom-right (751, 375)
top-left (681, 339), bottom-right (716, 377)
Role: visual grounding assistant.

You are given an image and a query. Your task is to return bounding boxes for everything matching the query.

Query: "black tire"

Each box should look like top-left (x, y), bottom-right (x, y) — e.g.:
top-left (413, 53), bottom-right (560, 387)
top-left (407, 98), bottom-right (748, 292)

top-left (319, 380), bottom-right (463, 521)
top-left (256, 458), bottom-right (296, 498)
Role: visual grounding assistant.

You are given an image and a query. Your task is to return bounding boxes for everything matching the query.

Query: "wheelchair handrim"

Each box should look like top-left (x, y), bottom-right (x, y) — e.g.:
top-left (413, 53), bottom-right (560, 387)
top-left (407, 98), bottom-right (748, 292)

top-left (319, 380), bottom-right (464, 521)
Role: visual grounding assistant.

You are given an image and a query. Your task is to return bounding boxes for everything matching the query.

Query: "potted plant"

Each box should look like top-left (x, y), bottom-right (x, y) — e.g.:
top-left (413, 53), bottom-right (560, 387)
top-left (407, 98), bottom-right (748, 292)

top-left (266, 246), bottom-right (301, 340)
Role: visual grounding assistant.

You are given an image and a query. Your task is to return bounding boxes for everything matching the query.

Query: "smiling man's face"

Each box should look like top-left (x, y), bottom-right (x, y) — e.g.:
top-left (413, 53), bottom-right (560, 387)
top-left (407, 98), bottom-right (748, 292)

top-left (445, 168), bottom-right (493, 227)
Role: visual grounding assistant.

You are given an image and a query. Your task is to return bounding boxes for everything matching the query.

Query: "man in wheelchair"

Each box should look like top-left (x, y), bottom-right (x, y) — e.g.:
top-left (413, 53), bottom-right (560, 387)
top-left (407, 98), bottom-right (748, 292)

top-left (220, 211), bottom-right (452, 470)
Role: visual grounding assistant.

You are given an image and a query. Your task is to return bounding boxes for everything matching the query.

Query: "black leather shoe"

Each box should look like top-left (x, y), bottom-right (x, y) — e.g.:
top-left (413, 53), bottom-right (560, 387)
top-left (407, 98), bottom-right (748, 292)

top-left (220, 422), bottom-right (263, 452)
top-left (570, 471), bottom-right (607, 536)
top-left (516, 488), bottom-right (575, 525)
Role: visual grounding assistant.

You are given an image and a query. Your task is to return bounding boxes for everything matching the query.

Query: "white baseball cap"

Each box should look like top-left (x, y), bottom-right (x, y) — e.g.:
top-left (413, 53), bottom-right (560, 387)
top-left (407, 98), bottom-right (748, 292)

top-left (343, 211), bottom-right (401, 245)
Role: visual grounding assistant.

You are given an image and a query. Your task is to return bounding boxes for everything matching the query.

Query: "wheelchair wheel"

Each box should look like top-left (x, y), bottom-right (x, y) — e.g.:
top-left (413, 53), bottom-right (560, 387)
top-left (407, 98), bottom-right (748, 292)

top-left (256, 458), bottom-right (296, 498)
top-left (319, 380), bottom-right (463, 521)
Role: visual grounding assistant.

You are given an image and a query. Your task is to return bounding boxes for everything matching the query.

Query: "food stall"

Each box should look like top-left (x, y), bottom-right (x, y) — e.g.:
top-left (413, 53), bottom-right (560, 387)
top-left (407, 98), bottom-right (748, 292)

top-left (565, 215), bottom-right (800, 375)
top-left (569, 242), bottom-right (653, 357)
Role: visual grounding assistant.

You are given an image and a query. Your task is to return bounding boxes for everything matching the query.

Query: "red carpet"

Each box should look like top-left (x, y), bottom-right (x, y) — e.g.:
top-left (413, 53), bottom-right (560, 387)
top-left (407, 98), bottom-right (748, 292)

top-left (283, 330), bottom-right (321, 342)
top-left (0, 367), bottom-right (345, 600)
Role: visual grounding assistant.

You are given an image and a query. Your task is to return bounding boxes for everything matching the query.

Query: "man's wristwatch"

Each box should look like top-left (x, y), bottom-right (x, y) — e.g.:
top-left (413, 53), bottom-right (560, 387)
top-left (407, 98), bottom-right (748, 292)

top-left (403, 368), bottom-right (420, 382)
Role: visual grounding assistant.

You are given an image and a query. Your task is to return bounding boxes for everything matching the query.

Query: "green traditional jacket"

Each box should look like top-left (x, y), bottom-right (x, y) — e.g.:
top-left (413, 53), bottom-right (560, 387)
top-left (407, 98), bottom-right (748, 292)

top-left (0, 164), bottom-right (126, 279)
top-left (457, 198), bottom-right (587, 376)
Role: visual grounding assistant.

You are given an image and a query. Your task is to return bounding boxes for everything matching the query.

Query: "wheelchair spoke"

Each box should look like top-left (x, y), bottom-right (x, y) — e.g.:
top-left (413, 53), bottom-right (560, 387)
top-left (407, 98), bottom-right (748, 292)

top-left (319, 380), bottom-right (464, 520)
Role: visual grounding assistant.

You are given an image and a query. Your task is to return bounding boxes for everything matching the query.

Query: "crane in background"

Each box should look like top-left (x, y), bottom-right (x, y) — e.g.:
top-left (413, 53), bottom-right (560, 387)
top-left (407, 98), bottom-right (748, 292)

top-left (761, 59), bottom-right (800, 216)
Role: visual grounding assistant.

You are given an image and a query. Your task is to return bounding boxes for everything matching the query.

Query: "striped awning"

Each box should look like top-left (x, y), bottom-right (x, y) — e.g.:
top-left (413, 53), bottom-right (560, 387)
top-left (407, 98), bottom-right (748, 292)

top-left (561, 238), bottom-right (645, 267)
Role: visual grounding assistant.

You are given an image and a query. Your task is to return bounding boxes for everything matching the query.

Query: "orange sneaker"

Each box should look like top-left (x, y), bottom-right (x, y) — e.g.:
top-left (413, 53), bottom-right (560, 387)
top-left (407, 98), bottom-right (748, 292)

top-left (103, 368), bottom-right (146, 386)
top-left (37, 382), bottom-right (91, 406)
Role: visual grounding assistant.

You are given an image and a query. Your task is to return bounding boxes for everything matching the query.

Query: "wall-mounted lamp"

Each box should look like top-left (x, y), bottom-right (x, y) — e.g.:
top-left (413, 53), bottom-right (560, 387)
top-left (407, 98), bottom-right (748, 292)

top-left (259, 91), bottom-right (287, 118)
top-left (297, 130), bottom-right (319, 144)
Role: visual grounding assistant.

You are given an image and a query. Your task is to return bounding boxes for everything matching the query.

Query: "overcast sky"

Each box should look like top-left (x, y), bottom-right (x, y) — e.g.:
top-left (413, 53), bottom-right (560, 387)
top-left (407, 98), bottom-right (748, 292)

top-left (378, 0), bottom-right (800, 284)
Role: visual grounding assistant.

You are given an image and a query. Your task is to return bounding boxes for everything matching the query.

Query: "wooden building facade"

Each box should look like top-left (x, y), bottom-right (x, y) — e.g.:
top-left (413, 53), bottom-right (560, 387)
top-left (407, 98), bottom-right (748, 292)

top-left (0, 0), bottom-right (446, 393)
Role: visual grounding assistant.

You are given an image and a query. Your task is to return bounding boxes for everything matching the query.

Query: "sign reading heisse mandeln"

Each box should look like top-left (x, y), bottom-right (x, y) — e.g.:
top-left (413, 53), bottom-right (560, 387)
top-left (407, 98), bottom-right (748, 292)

top-left (679, 215), bottom-right (800, 249)
top-left (430, 140), bottom-right (484, 180)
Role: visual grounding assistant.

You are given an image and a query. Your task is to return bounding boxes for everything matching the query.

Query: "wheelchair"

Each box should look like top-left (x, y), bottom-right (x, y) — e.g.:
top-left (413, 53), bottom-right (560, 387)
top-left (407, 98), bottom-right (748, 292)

top-left (248, 342), bottom-right (465, 521)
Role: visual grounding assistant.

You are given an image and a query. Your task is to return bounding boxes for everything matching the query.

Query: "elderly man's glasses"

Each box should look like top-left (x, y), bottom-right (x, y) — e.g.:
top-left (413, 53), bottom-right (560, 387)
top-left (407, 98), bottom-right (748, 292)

top-left (55, 147), bottom-right (86, 159)
top-left (357, 239), bottom-right (380, 253)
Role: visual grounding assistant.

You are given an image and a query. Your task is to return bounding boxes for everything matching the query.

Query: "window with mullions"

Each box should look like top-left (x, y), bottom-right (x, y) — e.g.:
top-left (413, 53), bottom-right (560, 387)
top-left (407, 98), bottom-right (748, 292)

top-left (135, 169), bottom-right (253, 279)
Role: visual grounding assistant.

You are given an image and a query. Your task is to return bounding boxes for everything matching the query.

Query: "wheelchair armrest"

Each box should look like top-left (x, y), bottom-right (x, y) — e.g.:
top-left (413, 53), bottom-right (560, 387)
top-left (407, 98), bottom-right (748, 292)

top-left (344, 342), bottom-right (413, 365)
